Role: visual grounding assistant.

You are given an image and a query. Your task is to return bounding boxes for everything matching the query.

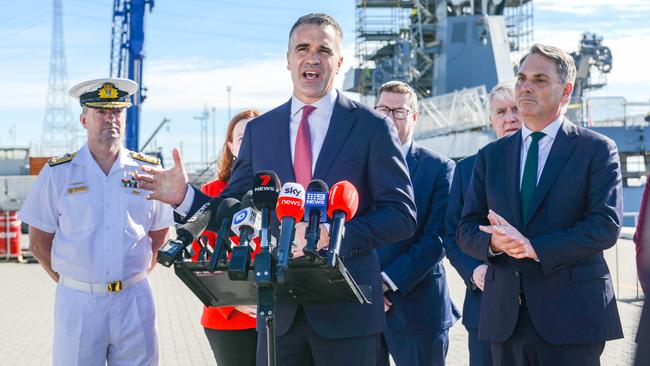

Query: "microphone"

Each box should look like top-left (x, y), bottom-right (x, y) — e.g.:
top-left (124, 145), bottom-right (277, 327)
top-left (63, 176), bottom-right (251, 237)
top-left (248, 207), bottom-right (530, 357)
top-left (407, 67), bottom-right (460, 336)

top-left (275, 182), bottom-right (305, 283)
top-left (326, 181), bottom-right (359, 267)
top-left (252, 171), bottom-right (281, 251)
top-left (157, 195), bottom-right (223, 267)
top-left (206, 198), bottom-right (241, 272)
top-left (303, 179), bottom-right (329, 259)
top-left (176, 196), bottom-right (224, 244)
top-left (229, 191), bottom-right (261, 280)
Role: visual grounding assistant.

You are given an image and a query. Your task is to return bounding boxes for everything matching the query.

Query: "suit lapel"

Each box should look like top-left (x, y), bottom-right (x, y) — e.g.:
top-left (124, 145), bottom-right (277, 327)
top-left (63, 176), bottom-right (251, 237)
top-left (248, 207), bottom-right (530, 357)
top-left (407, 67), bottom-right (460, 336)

top-left (313, 92), bottom-right (358, 179)
top-left (406, 143), bottom-right (420, 177)
top-left (274, 99), bottom-right (296, 182)
top-left (505, 132), bottom-right (523, 228)
top-left (522, 120), bottom-right (578, 228)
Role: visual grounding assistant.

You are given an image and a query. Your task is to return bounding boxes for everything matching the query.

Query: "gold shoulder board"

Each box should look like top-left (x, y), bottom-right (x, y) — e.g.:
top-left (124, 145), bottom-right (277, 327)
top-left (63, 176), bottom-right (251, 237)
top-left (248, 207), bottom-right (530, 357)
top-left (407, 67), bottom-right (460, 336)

top-left (47, 152), bottom-right (77, 167)
top-left (129, 151), bottom-right (161, 166)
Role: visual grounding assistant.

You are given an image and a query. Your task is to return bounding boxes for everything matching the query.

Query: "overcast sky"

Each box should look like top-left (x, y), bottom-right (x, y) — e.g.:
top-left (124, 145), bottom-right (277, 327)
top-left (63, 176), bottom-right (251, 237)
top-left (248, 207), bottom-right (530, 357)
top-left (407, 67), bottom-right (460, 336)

top-left (1, 0), bottom-right (648, 164)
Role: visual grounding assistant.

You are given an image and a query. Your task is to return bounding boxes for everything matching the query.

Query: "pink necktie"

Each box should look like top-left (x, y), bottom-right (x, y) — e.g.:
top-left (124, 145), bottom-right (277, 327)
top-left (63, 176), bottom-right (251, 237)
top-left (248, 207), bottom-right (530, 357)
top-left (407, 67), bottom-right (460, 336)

top-left (294, 105), bottom-right (316, 188)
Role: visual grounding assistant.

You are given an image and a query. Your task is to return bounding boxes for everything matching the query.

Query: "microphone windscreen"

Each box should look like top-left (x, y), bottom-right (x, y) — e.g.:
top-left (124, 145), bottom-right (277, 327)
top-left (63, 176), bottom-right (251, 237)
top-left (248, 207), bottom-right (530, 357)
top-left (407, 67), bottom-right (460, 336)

top-left (213, 198), bottom-right (241, 224)
top-left (306, 179), bottom-right (328, 193)
top-left (304, 179), bottom-right (329, 222)
top-left (253, 171), bottom-right (281, 210)
top-left (240, 190), bottom-right (254, 209)
top-left (276, 182), bottom-right (305, 221)
top-left (327, 180), bottom-right (359, 220)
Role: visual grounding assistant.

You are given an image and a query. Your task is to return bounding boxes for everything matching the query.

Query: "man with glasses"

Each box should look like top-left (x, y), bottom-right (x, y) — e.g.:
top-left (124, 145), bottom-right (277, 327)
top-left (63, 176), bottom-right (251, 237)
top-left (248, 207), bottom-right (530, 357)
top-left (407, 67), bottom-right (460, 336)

top-left (374, 81), bottom-right (459, 366)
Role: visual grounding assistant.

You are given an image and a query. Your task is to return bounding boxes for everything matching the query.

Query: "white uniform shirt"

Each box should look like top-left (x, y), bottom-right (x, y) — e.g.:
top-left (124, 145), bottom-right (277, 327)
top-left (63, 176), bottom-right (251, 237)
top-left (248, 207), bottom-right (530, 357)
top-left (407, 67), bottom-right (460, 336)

top-left (19, 144), bottom-right (174, 283)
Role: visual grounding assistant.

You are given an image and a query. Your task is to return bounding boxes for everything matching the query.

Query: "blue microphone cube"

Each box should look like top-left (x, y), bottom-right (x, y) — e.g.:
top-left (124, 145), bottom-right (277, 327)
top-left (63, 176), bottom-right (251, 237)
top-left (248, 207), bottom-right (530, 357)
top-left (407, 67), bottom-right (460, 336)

top-left (304, 191), bottom-right (328, 222)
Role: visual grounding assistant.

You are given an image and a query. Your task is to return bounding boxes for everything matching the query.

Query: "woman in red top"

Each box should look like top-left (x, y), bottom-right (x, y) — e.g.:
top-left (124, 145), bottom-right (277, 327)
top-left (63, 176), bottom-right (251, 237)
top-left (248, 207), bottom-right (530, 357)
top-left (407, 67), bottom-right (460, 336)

top-left (193, 109), bottom-right (262, 366)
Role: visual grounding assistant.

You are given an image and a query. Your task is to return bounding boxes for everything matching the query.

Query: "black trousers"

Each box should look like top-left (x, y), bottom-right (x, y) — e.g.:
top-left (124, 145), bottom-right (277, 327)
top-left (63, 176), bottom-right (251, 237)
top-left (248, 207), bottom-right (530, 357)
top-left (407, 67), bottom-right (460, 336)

top-left (468, 328), bottom-right (493, 366)
top-left (257, 305), bottom-right (379, 366)
top-left (491, 306), bottom-right (605, 366)
top-left (204, 327), bottom-right (257, 366)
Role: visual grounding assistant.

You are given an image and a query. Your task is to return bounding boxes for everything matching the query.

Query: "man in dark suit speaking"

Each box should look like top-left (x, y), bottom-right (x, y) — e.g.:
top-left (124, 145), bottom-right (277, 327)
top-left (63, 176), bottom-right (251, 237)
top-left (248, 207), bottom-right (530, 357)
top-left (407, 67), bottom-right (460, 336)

top-left (137, 13), bottom-right (417, 366)
top-left (457, 44), bottom-right (623, 365)
top-left (373, 81), bottom-right (459, 366)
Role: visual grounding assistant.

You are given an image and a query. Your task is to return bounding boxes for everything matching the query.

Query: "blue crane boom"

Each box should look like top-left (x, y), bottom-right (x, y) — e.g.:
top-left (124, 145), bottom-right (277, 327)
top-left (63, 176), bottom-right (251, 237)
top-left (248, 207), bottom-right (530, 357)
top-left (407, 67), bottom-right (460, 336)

top-left (109, 0), bottom-right (153, 151)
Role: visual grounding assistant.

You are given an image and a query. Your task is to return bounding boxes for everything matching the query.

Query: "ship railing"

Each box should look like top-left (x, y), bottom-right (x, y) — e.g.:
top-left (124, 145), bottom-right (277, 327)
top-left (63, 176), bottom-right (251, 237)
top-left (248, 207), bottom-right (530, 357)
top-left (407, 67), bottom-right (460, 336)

top-left (414, 86), bottom-right (490, 139)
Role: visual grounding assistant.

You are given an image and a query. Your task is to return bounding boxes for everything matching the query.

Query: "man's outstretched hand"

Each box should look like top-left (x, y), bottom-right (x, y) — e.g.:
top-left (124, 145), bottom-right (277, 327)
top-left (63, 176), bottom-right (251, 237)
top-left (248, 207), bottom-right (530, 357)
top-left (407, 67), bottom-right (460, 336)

top-left (136, 148), bottom-right (189, 206)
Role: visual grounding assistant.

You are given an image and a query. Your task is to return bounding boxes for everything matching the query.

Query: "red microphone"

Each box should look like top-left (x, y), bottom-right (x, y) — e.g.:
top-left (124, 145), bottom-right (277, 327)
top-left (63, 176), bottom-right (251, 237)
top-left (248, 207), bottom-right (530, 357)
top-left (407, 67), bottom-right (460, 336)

top-left (275, 182), bottom-right (305, 282)
top-left (326, 181), bottom-right (359, 267)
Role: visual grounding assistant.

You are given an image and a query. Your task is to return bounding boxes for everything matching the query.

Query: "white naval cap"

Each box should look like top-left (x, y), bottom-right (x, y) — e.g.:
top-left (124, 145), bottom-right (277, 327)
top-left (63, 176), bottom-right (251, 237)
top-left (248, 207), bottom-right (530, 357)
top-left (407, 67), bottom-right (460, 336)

top-left (69, 77), bottom-right (138, 109)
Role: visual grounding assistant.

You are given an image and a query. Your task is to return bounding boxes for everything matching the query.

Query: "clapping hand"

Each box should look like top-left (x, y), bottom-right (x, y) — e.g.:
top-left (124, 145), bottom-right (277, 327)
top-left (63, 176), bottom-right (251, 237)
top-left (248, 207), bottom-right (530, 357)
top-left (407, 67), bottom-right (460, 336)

top-left (479, 210), bottom-right (538, 261)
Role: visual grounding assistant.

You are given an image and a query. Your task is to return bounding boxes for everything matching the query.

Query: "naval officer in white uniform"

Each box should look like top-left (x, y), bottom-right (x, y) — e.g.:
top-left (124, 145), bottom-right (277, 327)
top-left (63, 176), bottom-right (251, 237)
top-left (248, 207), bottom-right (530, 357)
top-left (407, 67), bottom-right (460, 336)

top-left (19, 78), bottom-right (174, 366)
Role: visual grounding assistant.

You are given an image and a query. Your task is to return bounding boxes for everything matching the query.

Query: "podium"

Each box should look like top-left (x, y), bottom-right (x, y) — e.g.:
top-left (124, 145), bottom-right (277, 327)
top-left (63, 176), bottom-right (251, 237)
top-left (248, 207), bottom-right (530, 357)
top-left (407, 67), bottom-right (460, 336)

top-left (171, 254), bottom-right (371, 366)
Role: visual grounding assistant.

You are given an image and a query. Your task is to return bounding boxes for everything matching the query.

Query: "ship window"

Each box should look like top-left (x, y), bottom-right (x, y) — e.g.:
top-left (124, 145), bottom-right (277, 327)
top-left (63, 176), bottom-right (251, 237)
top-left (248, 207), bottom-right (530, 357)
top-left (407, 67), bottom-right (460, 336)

top-left (626, 155), bottom-right (645, 173)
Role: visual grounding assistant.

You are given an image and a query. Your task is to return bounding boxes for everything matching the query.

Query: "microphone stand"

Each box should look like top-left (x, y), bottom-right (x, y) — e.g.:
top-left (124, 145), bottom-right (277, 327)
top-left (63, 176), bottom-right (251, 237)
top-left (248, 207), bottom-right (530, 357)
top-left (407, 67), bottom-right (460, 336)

top-left (255, 206), bottom-right (276, 366)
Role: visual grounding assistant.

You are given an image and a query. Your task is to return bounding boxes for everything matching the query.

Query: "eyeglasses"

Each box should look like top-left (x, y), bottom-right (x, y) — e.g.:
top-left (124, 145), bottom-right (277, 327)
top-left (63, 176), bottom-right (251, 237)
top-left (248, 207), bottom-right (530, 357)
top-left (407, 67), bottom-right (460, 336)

top-left (374, 106), bottom-right (411, 120)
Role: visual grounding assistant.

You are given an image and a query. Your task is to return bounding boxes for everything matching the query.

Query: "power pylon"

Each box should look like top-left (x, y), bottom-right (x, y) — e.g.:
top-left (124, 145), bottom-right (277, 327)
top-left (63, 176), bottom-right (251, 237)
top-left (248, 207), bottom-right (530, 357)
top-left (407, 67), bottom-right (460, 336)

top-left (41, 0), bottom-right (82, 156)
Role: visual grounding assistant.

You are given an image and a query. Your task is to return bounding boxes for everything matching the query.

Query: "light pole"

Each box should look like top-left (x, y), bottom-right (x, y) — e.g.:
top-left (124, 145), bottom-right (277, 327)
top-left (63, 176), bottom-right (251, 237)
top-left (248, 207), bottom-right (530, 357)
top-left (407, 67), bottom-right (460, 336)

top-left (226, 85), bottom-right (232, 121)
top-left (211, 106), bottom-right (216, 160)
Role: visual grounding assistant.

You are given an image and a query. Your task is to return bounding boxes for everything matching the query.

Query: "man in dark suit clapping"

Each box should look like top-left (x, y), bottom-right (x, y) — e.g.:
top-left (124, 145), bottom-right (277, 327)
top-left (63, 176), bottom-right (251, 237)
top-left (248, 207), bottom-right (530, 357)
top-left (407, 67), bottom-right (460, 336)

top-left (457, 44), bottom-right (623, 365)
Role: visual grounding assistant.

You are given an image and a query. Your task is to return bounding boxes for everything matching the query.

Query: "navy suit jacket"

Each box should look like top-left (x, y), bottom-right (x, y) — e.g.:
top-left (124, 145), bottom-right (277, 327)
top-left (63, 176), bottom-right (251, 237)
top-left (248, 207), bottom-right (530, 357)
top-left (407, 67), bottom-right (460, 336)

top-left (457, 120), bottom-right (624, 345)
top-left (444, 154), bottom-right (485, 330)
top-left (188, 91), bottom-right (417, 339)
top-left (377, 143), bottom-right (459, 334)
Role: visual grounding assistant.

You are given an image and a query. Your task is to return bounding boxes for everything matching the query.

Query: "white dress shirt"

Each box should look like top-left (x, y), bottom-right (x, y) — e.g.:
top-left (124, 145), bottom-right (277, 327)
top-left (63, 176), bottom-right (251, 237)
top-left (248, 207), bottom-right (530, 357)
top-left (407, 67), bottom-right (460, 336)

top-left (289, 88), bottom-right (338, 173)
top-left (519, 117), bottom-right (564, 187)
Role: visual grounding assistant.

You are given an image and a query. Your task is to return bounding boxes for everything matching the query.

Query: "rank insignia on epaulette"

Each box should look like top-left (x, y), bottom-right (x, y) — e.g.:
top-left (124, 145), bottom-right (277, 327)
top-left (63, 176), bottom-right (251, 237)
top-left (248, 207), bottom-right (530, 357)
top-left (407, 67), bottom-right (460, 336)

top-left (129, 151), bottom-right (160, 166)
top-left (48, 152), bottom-right (77, 167)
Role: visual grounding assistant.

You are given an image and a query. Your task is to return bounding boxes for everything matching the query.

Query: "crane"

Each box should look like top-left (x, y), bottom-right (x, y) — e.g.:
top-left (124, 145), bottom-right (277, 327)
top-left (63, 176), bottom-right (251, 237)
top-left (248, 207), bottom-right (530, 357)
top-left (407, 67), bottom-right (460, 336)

top-left (109, 0), bottom-right (154, 151)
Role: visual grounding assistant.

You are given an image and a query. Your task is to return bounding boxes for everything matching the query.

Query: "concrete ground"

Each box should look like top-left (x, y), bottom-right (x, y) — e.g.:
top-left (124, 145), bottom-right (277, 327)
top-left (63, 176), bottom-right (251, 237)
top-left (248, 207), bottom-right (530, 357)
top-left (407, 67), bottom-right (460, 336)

top-left (0, 237), bottom-right (643, 365)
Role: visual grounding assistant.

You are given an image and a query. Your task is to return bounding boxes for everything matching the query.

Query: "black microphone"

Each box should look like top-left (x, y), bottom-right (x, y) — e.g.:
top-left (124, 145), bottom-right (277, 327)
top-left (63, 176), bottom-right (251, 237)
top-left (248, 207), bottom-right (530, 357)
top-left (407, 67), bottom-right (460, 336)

top-left (229, 191), bottom-right (261, 280)
top-left (176, 196), bottom-right (224, 245)
top-left (206, 198), bottom-right (241, 272)
top-left (252, 171), bottom-right (281, 251)
top-left (157, 195), bottom-right (223, 267)
top-left (303, 179), bottom-right (328, 259)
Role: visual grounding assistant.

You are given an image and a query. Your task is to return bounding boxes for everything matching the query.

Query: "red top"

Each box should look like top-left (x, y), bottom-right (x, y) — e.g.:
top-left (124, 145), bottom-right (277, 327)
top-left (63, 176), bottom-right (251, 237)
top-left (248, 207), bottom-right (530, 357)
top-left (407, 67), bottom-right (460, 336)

top-left (192, 180), bottom-right (258, 330)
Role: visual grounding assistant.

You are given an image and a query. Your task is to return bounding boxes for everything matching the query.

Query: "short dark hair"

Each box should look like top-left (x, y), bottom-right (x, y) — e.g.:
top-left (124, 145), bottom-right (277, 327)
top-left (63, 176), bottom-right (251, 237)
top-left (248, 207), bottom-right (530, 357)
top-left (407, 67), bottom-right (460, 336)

top-left (289, 13), bottom-right (343, 43)
top-left (519, 43), bottom-right (576, 85)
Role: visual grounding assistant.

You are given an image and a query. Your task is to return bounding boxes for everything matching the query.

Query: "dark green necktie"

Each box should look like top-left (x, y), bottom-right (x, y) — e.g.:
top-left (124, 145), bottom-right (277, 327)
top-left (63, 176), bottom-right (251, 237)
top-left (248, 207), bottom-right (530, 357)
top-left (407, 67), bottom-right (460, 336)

top-left (520, 132), bottom-right (545, 222)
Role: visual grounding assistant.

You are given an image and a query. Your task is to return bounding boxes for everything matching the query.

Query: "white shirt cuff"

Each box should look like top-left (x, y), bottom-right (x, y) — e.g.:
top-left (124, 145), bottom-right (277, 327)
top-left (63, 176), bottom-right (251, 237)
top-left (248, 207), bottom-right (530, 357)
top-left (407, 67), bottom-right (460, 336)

top-left (174, 185), bottom-right (194, 217)
top-left (487, 247), bottom-right (504, 257)
top-left (381, 272), bottom-right (398, 291)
